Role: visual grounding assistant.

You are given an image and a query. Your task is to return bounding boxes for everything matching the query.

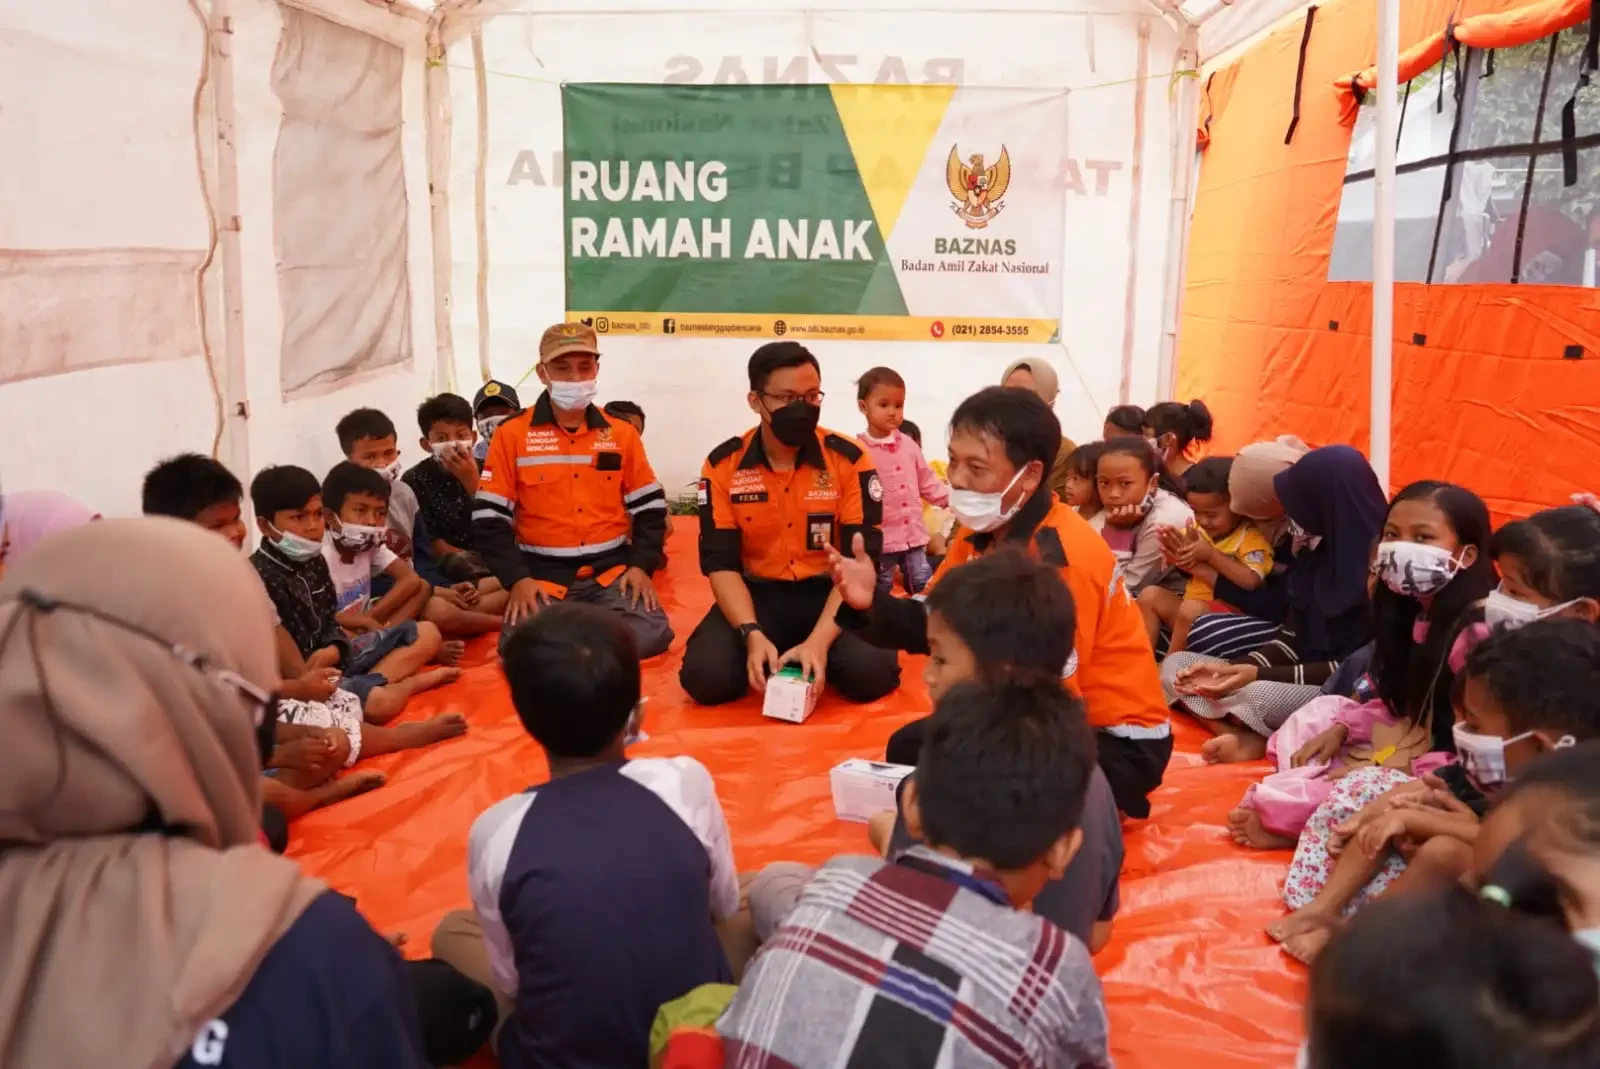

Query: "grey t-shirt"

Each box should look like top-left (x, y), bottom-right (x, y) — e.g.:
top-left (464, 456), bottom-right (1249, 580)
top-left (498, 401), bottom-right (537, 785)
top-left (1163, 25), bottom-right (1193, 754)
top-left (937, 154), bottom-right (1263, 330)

top-left (888, 766), bottom-right (1122, 945)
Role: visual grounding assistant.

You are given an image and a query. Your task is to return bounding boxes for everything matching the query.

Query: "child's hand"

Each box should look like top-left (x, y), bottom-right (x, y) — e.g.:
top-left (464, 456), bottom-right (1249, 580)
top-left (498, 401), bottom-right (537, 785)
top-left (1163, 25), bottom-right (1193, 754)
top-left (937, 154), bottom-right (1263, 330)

top-left (452, 581), bottom-right (481, 607)
top-left (343, 614), bottom-right (383, 636)
top-left (1356, 811), bottom-right (1411, 859)
top-left (1292, 724), bottom-right (1349, 768)
top-left (1105, 502), bottom-right (1147, 526)
top-left (296, 666), bottom-right (341, 702)
top-left (436, 587), bottom-right (470, 610)
top-left (1173, 661), bottom-right (1256, 698)
top-left (825, 534), bottom-right (877, 611)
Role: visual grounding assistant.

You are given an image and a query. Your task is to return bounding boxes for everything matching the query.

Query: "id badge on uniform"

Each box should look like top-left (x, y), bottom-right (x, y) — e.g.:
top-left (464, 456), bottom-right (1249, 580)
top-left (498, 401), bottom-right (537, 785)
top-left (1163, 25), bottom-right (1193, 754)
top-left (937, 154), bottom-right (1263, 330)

top-left (805, 513), bottom-right (837, 552)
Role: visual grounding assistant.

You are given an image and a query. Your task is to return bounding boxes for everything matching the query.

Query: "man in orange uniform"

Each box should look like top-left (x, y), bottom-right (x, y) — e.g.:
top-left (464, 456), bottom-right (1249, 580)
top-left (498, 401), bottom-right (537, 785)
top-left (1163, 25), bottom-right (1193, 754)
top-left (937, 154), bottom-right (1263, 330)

top-left (680, 342), bottom-right (901, 706)
top-left (472, 322), bottom-right (672, 657)
top-left (827, 385), bottom-right (1171, 817)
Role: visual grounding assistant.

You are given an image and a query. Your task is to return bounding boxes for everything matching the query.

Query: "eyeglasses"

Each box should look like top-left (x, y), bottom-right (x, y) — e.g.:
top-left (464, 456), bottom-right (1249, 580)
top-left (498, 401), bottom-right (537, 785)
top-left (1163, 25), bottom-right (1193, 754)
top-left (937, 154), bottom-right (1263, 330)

top-left (761, 390), bottom-right (825, 407)
top-left (13, 588), bottom-right (280, 762)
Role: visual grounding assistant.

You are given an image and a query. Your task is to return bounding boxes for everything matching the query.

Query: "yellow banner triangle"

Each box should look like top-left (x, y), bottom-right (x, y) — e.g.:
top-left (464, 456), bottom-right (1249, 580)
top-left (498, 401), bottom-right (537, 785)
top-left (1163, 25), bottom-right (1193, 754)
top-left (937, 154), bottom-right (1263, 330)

top-left (829, 85), bottom-right (958, 241)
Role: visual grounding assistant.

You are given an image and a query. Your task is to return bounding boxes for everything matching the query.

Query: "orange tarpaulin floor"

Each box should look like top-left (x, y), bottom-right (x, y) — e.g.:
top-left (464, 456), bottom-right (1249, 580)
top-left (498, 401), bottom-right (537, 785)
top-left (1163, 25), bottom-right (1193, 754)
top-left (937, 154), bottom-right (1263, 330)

top-left (289, 518), bottom-right (1307, 1067)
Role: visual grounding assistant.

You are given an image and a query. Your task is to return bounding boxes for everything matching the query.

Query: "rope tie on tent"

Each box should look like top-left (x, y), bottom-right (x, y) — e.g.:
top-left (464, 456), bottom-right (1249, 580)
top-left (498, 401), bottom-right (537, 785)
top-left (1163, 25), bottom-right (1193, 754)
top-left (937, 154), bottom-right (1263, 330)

top-left (1511, 33), bottom-right (1564, 283)
top-left (1283, 6), bottom-right (1319, 144)
top-left (1561, 16), bottom-right (1600, 187)
top-left (1425, 25), bottom-right (1471, 283)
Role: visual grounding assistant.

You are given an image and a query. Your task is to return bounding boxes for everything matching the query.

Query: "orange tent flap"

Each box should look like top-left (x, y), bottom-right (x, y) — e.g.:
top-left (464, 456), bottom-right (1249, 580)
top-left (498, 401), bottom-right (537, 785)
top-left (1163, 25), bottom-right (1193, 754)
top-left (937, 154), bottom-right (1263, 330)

top-left (1340, 0), bottom-right (1590, 99)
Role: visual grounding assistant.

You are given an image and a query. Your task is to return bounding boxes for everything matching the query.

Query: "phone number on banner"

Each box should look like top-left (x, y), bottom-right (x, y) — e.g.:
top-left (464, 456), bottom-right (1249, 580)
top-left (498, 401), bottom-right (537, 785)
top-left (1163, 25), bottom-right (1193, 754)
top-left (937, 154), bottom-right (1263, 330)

top-left (566, 313), bottom-right (1060, 344)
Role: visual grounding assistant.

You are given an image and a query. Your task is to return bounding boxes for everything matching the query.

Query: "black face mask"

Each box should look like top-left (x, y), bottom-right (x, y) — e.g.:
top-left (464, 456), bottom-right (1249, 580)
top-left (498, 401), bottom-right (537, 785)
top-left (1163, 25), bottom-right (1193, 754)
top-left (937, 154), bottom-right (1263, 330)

top-left (768, 400), bottom-right (821, 447)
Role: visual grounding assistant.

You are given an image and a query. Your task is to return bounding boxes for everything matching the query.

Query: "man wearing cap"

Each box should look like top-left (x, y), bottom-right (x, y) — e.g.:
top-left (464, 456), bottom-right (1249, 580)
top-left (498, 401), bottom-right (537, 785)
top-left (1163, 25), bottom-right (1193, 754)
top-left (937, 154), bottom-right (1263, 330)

top-left (471, 322), bottom-right (673, 656)
top-left (472, 380), bottom-right (522, 466)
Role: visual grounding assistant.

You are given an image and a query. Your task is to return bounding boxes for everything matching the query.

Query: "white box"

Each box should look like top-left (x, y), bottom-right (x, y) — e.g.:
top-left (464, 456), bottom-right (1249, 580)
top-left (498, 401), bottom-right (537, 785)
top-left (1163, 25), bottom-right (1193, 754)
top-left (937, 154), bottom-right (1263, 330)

top-left (830, 758), bottom-right (915, 823)
top-left (761, 669), bottom-right (817, 723)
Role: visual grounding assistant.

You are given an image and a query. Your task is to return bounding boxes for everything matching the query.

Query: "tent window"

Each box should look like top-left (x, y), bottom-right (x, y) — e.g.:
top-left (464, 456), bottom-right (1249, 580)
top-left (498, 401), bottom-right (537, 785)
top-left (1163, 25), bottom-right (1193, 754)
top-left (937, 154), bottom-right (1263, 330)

top-left (1329, 22), bottom-right (1600, 287)
top-left (271, 5), bottom-right (413, 398)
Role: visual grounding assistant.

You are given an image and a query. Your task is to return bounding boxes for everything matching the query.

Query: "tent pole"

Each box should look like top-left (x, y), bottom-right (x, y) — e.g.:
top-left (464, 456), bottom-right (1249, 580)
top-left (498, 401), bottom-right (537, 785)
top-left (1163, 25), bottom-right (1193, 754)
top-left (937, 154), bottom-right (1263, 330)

top-left (1157, 30), bottom-right (1201, 402)
top-left (207, 0), bottom-right (252, 486)
top-left (1371, 0), bottom-right (1399, 489)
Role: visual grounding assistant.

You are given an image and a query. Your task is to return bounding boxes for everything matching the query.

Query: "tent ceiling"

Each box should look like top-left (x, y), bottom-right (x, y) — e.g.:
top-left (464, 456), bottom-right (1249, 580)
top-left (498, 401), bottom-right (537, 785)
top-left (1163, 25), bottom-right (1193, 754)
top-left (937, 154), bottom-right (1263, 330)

top-left (386, 0), bottom-right (1289, 56)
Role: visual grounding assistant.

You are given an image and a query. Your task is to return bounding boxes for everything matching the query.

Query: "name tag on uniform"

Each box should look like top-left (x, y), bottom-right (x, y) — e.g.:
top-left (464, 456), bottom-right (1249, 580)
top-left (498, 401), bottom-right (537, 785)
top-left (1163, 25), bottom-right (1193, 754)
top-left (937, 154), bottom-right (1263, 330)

top-left (732, 491), bottom-right (769, 504)
top-left (806, 513), bottom-right (837, 551)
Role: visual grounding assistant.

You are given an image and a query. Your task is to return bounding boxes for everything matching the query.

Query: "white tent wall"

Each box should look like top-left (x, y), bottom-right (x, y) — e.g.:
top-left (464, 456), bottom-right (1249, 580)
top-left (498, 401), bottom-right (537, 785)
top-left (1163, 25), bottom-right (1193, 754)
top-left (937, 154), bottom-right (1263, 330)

top-left (0, 0), bottom-right (438, 517)
top-left (443, 1), bottom-right (1192, 494)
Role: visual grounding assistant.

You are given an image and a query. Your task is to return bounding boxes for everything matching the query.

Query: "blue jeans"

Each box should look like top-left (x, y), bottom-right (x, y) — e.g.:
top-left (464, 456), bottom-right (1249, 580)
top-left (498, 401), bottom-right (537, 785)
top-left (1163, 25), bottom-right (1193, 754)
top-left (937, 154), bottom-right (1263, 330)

top-left (876, 547), bottom-right (933, 595)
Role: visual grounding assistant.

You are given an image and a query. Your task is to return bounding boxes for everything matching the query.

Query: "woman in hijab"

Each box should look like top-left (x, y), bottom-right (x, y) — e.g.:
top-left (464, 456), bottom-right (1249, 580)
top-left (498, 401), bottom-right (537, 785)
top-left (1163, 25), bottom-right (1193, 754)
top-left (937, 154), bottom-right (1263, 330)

top-left (1001, 359), bottom-right (1078, 503)
top-left (0, 489), bottom-right (99, 577)
top-left (0, 517), bottom-right (430, 1069)
top-left (1160, 445), bottom-right (1388, 762)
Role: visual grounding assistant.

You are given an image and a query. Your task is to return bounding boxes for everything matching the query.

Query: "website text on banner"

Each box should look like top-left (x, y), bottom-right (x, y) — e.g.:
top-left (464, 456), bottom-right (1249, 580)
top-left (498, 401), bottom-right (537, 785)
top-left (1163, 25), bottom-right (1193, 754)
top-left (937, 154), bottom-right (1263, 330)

top-left (562, 83), bottom-right (1069, 344)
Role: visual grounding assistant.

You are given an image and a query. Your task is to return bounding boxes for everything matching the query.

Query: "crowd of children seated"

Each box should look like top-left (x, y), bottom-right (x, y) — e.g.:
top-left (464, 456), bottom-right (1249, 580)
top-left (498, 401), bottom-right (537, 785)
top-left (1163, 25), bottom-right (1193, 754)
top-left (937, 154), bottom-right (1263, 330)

top-left (6, 333), bottom-right (1600, 1069)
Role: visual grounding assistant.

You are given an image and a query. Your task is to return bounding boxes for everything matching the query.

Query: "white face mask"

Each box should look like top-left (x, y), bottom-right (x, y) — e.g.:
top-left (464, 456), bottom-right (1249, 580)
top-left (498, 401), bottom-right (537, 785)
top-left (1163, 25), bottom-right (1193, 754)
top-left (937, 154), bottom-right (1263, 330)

top-left (1374, 540), bottom-right (1463, 597)
top-left (1452, 723), bottom-right (1575, 787)
top-left (1483, 587), bottom-right (1576, 631)
top-left (1287, 516), bottom-right (1322, 552)
top-left (430, 440), bottom-right (472, 463)
top-left (378, 459), bottom-right (404, 484)
top-left (269, 526), bottom-right (324, 562)
top-left (330, 520), bottom-right (388, 554)
top-left (949, 467), bottom-right (1028, 534)
top-left (548, 378), bottom-right (599, 411)
top-left (477, 414), bottom-right (509, 441)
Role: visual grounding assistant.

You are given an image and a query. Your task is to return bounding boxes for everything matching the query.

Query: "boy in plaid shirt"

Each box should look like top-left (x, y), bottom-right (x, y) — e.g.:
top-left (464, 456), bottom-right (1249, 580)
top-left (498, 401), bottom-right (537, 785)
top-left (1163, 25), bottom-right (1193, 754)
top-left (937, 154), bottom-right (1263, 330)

top-left (718, 677), bottom-right (1112, 1068)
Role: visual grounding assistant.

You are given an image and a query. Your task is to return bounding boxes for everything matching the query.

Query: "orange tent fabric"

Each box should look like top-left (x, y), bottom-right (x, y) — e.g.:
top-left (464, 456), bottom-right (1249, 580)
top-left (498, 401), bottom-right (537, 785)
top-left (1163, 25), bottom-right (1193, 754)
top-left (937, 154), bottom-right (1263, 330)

top-left (1178, 0), bottom-right (1600, 524)
top-left (289, 519), bottom-right (1310, 1067)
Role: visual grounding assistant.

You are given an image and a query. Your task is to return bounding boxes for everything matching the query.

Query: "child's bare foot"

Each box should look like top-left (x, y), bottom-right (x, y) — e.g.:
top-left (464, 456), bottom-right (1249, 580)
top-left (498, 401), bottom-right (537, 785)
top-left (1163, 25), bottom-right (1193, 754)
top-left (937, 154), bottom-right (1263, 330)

top-left (1282, 923), bottom-right (1334, 964)
top-left (867, 810), bottom-right (897, 857)
top-left (1227, 807), bottom-right (1296, 850)
top-left (390, 712), bottom-right (469, 749)
top-left (413, 666), bottom-right (462, 692)
top-left (1201, 731), bottom-right (1267, 764)
top-left (436, 640), bottom-right (467, 666)
top-left (1267, 905), bottom-right (1331, 944)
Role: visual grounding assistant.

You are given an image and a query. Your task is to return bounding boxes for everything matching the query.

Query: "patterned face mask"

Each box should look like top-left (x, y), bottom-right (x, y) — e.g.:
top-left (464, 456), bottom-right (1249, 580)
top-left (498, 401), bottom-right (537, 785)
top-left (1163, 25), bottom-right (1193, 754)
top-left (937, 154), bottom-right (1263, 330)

top-left (1372, 540), bottom-right (1463, 597)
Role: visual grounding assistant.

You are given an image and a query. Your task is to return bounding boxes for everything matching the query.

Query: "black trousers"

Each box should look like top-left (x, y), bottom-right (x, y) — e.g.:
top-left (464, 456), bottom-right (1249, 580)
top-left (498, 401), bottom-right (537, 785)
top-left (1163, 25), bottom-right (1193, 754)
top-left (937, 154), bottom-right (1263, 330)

top-left (680, 578), bottom-right (901, 706)
top-left (886, 719), bottom-right (1174, 819)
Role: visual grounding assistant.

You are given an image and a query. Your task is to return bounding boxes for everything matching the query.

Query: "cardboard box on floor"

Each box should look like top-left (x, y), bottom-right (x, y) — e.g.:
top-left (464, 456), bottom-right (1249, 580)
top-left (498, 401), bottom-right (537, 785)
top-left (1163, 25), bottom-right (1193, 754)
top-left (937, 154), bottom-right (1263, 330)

top-left (761, 666), bottom-right (817, 723)
top-left (830, 758), bottom-right (914, 823)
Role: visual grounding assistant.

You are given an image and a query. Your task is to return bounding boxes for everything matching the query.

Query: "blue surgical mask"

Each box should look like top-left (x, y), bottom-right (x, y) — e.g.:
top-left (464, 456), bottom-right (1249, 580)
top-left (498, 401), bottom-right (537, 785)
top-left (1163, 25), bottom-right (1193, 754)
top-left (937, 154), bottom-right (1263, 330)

top-left (269, 526), bottom-right (323, 562)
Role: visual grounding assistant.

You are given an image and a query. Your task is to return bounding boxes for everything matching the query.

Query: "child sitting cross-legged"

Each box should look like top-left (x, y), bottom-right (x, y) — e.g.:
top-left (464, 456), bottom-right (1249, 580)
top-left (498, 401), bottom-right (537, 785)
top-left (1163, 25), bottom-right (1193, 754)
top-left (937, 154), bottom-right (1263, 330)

top-left (1096, 436), bottom-right (1193, 598)
top-left (327, 461), bottom-right (502, 642)
top-left (431, 601), bottom-right (741, 1068)
top-left (1139, 456), bottom-right (1274, 652)
top-left (721, 674), bottom-right (1112, 1067)
top-left (251, 464), bottom-right (459, 725)
top-left (403, 393), bottom-right (514, 615)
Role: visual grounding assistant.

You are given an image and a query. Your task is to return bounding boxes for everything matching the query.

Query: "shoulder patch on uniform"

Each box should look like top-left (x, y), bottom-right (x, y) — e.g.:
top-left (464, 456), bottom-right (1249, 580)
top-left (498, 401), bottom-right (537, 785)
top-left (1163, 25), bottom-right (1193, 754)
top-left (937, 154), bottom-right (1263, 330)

top-left (1033, 526), bottom-right (1068, 567)
top-left (707, 436), bottom-right (745, 466)
top-left (822, 433), bottom-right (864, 464)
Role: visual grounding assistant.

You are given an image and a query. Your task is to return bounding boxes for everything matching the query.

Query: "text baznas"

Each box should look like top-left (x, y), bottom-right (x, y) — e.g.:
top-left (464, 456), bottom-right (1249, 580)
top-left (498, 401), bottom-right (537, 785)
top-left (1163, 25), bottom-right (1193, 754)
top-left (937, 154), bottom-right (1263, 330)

top-left (567, 160), bottom-right (875, 261)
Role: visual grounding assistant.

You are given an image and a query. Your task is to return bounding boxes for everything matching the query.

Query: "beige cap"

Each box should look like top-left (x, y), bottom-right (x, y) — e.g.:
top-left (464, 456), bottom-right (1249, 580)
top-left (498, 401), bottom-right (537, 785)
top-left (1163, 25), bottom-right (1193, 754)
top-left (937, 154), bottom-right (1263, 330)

top-left (539, 322), bottom-right (601, 362)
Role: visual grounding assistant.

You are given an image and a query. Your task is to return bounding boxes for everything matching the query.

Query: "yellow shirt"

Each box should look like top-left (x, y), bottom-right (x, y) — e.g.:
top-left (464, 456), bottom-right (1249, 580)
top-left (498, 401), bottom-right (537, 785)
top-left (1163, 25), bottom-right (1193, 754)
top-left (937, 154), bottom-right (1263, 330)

top-left (1184, 521), bottom-right (1275, 604)
top-left (923, 460), bottom-right (951, 542)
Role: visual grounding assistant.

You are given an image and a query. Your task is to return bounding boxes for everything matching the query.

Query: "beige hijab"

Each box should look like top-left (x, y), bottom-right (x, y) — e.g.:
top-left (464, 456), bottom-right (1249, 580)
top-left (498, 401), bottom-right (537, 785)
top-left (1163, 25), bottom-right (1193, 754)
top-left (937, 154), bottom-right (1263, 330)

top-left (1001, 358), bottom-right (1061, 404)
top-left (1229, 435), bottom-right (1311, 542)
top-left (0, 518), bottom-right (325, 1069)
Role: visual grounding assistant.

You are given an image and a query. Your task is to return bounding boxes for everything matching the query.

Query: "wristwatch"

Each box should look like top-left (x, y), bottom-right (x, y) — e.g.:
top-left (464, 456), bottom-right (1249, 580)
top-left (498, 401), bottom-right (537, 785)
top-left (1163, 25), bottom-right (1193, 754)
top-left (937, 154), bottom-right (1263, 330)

top-left (738, 622), bottom-right (763, 643)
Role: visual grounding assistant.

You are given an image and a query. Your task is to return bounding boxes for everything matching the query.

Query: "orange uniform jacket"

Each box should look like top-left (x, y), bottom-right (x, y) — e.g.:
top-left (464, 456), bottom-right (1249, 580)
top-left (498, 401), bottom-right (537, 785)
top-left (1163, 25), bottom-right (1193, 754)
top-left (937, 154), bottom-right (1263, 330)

top-left (698, 426), bottom-right (883, 581)
top-left (842, 488), bottom-right (1169, 733)
top-left (472, 394), bottom-right (667, 590)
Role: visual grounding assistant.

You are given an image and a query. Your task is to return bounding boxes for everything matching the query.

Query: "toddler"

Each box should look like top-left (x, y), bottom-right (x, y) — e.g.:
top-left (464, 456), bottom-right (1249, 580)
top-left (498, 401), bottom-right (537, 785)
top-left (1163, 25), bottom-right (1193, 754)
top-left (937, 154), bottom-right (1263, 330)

top-left (1138, 456), bottom-right (1273, 652)
top-left (1095, 437), bottom-right (1192, 597)
top-left (855, 367), bottom-right (947, 594)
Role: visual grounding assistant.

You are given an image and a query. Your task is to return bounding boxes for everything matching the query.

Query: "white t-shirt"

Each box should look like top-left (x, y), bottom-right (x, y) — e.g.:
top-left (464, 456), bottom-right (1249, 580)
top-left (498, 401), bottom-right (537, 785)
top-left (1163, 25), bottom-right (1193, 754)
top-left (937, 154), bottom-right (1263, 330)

top-left (322, 538), bottom-right (398, 614)
top-left (466, 756), bottom-right (740, 997)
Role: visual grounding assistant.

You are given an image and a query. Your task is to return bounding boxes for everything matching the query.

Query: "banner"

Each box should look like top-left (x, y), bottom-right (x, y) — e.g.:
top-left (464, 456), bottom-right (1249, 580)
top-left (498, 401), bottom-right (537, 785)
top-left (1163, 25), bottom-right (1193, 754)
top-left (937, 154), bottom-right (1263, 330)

top-left (562, 83), bottom-right (1068, 343)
